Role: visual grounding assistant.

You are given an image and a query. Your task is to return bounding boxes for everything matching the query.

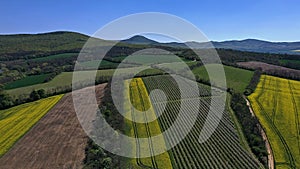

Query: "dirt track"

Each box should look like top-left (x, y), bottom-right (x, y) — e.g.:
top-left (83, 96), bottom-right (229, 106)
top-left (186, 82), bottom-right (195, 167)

top-left (245, 97), bottom-right (274, 169)
top-left (0, 84), bottom-right (106, 169)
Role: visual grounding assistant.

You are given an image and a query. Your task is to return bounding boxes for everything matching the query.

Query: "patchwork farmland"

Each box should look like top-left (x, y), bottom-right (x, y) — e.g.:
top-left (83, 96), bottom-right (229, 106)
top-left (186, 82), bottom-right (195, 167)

top-left (1, 30), bottom-right (300, 169)
top-left (0, 84), bottom-right (106, 168)
top-left (0, 94), bottom-right (63, 157)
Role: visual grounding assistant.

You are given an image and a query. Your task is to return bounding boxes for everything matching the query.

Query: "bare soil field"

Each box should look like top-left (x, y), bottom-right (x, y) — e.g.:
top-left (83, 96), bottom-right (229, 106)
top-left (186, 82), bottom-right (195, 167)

top-left (0, 84), bottom-right (106, 169)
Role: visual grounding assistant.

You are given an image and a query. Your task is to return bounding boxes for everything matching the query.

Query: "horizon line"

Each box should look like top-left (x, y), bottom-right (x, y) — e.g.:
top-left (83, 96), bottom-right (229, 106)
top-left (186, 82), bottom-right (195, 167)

top-left (0, 29), bottom-right (299, 43)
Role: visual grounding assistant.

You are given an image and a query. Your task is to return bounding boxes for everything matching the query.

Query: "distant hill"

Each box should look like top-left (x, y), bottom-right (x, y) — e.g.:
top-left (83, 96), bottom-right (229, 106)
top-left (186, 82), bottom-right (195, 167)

top-left (121, 36), bottom-right (300, 55)
top-left (211, 39), bottom-right (300, 55)
top-left (121, 35), bottom-right (158, 45)
top-left (122, 35), bottom-right (300, 54)
top-left (0, 31), bottom-right (89, 60)
top-left (1, 31), bottom-right (300, 61)
top-left (163, 39), bottom-right (300, 55)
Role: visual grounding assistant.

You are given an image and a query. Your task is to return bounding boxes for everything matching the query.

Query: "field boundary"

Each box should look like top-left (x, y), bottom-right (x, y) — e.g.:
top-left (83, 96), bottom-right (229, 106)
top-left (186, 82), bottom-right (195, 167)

top-left (0, 95), bottom-right (63, 157)
top-left (245, 97), bottom-right (274, 169)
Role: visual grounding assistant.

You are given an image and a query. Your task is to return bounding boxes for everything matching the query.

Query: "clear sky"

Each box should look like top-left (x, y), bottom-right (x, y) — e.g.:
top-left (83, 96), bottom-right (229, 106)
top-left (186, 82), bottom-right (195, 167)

top-left (1, 0), bottom-right (299, 42)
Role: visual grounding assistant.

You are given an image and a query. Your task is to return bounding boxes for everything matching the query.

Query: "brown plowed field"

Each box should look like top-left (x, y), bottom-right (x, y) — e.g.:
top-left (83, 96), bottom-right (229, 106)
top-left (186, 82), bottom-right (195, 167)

top-left (0, 84), bottom-right (106, 169)
top-left (238, 61), bottom-right (300, 74)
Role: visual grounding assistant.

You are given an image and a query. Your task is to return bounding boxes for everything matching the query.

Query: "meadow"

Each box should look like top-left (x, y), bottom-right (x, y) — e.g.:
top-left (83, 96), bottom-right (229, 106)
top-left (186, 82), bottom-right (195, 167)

top-left (4, 73), bottom-right (51, 90)
top-left (6, 66), bottom-right (164, 97)
top-left (248, 75), bottom-right (300, 169)
top-left (29, 53), bottom-right (78, 62)
top-left (113, 54), bottom-right (191, 65)
top-left (192, 64), bottom-right (254, 93)
top-left (78, 59), bottom-right (121, 69)
top-left (0, 94), bottom-right (63, 157)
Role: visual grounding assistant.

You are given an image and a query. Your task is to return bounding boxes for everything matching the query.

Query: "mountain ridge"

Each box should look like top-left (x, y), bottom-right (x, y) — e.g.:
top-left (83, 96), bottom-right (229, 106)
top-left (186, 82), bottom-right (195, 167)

top-left (121, 35), bottom-right (300, 54)
top-left (1, 31), bottom-right (300, 55)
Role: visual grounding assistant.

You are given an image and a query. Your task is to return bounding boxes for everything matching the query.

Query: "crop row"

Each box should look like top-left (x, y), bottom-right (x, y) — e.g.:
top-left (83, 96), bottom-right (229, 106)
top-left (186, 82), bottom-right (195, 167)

top-left (142, 75), bottom-right (260, 168)
top-left (142, 75), bottom-right (211, 103)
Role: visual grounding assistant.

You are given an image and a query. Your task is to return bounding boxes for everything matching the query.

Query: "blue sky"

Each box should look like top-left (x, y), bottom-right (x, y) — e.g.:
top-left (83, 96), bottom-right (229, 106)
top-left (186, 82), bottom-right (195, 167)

top-left (0, 0), bottom-right (299, 42)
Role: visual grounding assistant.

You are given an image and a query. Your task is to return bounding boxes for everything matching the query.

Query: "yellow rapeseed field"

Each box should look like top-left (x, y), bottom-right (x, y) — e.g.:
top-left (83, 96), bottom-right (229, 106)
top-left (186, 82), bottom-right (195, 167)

top-left (0, 94), bottom-right (63, 157)
top-left (123, 78), bottom-right (172, 169)
top-left (249, 75), bottom-right (300, 169)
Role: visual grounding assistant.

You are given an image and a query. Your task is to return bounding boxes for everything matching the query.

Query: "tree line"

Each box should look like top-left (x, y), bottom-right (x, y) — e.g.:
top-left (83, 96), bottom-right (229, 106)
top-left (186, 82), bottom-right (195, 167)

top-left (84, 81), bottom-right (124, 168)
top-left (230, 92), bottom-right (268, 167)
top-left (244, 70), bottom-right (262, 95)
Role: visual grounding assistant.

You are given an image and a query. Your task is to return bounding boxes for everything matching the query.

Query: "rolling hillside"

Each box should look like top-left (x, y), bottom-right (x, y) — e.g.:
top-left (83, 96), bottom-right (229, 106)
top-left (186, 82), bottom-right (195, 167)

top-left (0, 31), bottom-right (89, 61)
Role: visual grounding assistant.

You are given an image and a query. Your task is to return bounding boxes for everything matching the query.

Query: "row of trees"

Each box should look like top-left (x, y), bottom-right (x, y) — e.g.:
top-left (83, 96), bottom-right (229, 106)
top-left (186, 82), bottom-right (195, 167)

top-left (0, 84), bottom-right (13, 109)
top-left (0, 93), bottom-right (13, 110)
top-left (29, 89), bottom-right (47, 101)
top-left (84, 82), bottom-right (124, 168)
top-left (0, 88), bottom-right (48, 110)
top-left (244, 70), bottom-right (262, 95)
top-left (230, 92), bottom-right (268, 167)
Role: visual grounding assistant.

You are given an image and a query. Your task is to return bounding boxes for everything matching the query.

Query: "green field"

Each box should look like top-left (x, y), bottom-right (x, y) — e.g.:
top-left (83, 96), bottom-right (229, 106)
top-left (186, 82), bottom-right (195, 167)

top-left (4, 74), bottom-right (51, 90)
top-left (6, 67), bottom-right (164, 97)
top-left (0, 94), bottom-right (63, 157)
top-left (79, 59), bottom-right (118, 68)
top-left (6, 70), bottom-right (113, 97)
top-left (279, 59), bottom-right (300, 70)
top-left (113, 54), bottom-right (191, 65)
top-left (192, 64), bottom-right (254, 93)
top-left (249, 75), bottom-right (300, 169)
top-left (30, 53), bottom-right (78, 62)
top-left (78, 59), bottom-right (136, 69)
top-left (279, 59), bottom-right (300, 65)
top-left (154, 61), bottom-right (198, 72)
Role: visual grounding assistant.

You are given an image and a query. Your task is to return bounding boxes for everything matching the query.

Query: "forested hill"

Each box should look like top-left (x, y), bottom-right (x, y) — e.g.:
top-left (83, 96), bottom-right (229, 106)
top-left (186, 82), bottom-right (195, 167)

top-left (0, 31), bottom-right (89, 61)
top-left (1, 31), bottom-right (300, 71)
top-left (2, 31), bottom-right (300, 61)
top-left (212, 39), bottom-right (300, 55)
